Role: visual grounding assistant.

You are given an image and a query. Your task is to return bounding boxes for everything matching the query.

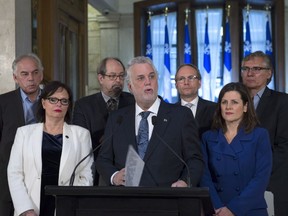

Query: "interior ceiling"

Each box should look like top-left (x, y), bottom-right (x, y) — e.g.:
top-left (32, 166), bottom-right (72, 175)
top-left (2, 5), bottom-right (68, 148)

top-left (88, 0), bottom-right (118, 14)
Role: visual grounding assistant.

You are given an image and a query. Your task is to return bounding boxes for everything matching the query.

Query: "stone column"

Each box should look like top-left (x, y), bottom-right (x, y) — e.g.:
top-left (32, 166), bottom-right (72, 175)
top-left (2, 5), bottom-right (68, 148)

top-left (0, 0), bottom-right (16, 93)
top-left (97, 14), bottom-right (121, 59)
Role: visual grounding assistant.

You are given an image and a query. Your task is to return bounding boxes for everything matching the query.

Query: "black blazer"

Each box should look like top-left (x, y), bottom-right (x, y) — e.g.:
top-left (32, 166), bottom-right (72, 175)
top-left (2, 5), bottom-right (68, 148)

top-left (96, 99), bottom-right (204, 187)
top-left (256, 87), bottom-right (288, 215)
top-left (0, 89), bottom-right (26, 213)
top-left (72, 91), bottom-right (135, 184)
top-left (176, 97), bottom-right (216, 138)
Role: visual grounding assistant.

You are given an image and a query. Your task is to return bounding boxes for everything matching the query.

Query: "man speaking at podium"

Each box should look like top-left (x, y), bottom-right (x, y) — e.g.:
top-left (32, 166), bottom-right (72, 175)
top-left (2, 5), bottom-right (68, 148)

top-left (96, 56), bottom-right (204, 187)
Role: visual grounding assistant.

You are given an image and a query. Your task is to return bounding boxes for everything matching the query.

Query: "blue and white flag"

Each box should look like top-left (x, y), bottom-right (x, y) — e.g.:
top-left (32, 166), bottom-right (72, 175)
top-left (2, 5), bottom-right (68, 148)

top-left (145, 21), bottom-right (153, 60)
top-left (203, 17), bottom-right (211, 100)
top-left (163, 23), bottom-right (172, 102)
top-left (223, 18), bottom-right (232, 85)
top-left (244, 16), bottom-right (252, 57)
top-left (184, 21), bottom-right (191, 63)
top-left (265, 16), bottom-right (274, 89)
top-left (265, 18), bottom-right (273, 56)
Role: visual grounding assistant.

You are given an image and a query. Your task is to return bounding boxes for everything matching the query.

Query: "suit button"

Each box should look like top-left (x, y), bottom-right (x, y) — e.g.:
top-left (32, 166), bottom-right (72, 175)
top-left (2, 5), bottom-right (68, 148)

top-left (234, 171), bottom-right (239, 175)
top-left (235, 187), bottom-right (240, 191)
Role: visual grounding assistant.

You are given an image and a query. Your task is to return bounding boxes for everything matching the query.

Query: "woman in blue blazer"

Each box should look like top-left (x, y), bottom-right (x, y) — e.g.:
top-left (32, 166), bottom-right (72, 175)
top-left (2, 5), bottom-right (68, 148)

top-left (200, 82), bottom-right (272, 216)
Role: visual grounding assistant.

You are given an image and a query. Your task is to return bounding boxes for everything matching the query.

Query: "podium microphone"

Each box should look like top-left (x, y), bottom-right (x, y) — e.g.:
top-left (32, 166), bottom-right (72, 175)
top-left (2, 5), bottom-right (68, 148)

top-left (69, 115), bottom-right (123, 186)
top-left (152, 116), bottom-right (191, 187)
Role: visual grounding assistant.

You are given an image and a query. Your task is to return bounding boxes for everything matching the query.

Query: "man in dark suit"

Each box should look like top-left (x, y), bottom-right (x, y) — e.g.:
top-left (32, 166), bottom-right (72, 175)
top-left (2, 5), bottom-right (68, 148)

top-left (241, 51), bottom-right (288, 216)
top-left (0, 53), bottom-right (44, 216)
top-left (73, 57), bottom-right (134, 185)
top-left (175, 64), bottom-right (216, 138)
top-left (96, 56), bottom-right (204, 187)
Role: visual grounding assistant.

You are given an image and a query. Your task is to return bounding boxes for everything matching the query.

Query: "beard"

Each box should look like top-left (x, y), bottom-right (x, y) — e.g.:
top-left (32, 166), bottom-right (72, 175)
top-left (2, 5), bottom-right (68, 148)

top-left (111, 84), bottom-right (123, 97)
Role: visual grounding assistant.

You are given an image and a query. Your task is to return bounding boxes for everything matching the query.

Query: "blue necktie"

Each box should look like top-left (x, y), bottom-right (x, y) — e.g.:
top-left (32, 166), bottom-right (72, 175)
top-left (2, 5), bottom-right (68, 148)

top-left (137, 111), bottom-right (151, 159)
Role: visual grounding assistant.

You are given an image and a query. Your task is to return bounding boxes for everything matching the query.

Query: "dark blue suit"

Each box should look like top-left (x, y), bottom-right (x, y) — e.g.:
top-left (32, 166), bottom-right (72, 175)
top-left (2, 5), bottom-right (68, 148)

top-left (96, 99), bottom-right (204, 187)
top-left (200, 127), bottom-right (272, 215)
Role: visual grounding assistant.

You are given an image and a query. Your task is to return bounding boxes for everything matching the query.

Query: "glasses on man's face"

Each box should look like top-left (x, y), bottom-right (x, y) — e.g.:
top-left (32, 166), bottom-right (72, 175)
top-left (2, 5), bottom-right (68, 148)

top-left (241, 66), bottom-right (270, 74)
top-left (103, 73), bottom-right (126, 81)
top-left (46, 97), bottom-right (70, 106)
top-left (176, 75), bottom-right (200, 83)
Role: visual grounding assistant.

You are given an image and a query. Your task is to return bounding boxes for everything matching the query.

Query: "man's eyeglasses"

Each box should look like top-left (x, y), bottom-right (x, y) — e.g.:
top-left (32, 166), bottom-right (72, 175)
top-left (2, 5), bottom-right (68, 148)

top-left (241, 66), bottom-right (270, 74)
top-left (103, 73), bottom-right (126, 81)
top-left (176, 75), bottom-right (200, 83)
top-left (46, 97), bottom-right (70, 106)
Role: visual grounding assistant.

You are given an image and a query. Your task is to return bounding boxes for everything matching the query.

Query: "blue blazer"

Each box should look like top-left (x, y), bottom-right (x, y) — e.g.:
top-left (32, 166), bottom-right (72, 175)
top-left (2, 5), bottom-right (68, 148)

top-left (200, 127), bottom-right (272, 215)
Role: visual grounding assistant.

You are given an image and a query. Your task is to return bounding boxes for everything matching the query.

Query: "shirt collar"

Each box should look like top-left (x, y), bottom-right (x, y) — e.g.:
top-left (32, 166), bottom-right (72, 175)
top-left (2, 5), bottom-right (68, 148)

top-left (101, 91), bottom-right (119, 103)
top-left (136, 97), bottom-right (160, 116)
top-left (20, 88), bottom-right (41, 102)
top-left (256, 87), bottom-right (266, 98)
top-left (181, 96), bottom-right (199, 106)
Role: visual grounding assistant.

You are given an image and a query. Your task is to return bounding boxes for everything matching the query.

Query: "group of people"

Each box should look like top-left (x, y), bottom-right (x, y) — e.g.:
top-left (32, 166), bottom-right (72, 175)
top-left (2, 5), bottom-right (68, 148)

top-left (0, 51), bottom-right (287, 216)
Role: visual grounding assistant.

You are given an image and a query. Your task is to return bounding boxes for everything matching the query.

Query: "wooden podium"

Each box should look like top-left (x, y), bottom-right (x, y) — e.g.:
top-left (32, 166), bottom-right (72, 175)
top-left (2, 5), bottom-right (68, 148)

top-left (46, 186), bottom-right (214, 216)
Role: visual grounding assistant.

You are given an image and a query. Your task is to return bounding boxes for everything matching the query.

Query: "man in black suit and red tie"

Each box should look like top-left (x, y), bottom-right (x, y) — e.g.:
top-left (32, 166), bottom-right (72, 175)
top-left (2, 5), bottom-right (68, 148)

top-left (175, 64), bottom-right (216, 138)
top-left (96, 56), bottom-right (204, 187)
top-left (0, 53), bottom-right (44, 216)
top-left (73, 57), bottom-right (134, 185)
top-left (241, 51), bottom-right (288, 216)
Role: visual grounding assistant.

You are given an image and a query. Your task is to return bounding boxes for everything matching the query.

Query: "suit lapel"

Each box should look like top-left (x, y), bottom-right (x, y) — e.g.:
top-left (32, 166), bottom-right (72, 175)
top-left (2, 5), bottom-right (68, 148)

top-left (32, 123), bottom-right (44, 176)
top-left (121, 106), bottom-right (137, 149)
top-left (256, 87), bottom-right (270, 117)
top-left (144, 101), bottom-right (170, 161)
top-left (59, 123), bottom-right (75, 184)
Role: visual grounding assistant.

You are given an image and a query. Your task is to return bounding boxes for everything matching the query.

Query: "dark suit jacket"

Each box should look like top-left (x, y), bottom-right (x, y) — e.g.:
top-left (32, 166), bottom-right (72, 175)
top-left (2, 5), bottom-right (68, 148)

top-left (256, 87), bottom-right (288, 216)
top-left (72, 91), bottom-right (135, 184)
top-left (96, 99), bottom-right (204, 187)
top-left (176, 97), bottom-right (216, 138)
top-left (0, 88), bottom-right (26, 215)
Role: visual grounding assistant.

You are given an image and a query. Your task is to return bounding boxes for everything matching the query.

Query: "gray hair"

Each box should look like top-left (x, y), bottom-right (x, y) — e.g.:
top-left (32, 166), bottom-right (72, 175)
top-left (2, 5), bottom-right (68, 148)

top-left (12, 53), bottom-right (44, 74)
top-left (126, 56), bottom-right (158, 83)
top-left (241, 51), bottom-right (273, 84)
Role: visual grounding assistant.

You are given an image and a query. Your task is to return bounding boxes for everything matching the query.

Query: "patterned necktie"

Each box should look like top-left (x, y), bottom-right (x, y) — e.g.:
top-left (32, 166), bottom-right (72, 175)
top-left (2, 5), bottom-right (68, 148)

top-left (185, 103), bottom-right (193, 109)
top-left (107, 98), bottom-right (117, 112)
top-left (137, 111), bottom-right (151, 159)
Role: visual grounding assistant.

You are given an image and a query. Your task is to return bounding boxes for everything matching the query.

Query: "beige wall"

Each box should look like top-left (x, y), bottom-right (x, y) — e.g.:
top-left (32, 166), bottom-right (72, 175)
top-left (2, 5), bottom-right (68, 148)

top-left (0, 0), bottom-right (16, 94)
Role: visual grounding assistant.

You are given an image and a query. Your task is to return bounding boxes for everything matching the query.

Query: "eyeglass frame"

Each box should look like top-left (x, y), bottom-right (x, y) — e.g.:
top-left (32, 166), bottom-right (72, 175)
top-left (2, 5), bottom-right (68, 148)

top-left (175, 75), bottom-right (200, 83)
top-left (46, 97), bottom-right (70, 106)
top-left (241, 66), bottom-right (270, 74)
top-left (102, 73), bottom-right (127, 81)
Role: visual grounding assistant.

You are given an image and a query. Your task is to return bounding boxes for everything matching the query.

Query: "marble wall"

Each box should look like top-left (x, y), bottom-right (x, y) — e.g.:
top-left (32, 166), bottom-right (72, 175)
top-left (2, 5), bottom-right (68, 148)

top-left (0, 0), bottom-right (16, 94)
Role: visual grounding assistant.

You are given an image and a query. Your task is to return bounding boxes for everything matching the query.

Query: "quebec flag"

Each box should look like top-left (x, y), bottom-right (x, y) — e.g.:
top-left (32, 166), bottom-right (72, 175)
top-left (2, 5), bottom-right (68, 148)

top-left (145, 22), bottom-right (153, 60)
top-left (223, 18), bottom-right (232, 85)
top-left (163, 23), bottom-right (172, 102)
top-left (184, 21), bottom-right (191, 63)
top-left (265, 17), bottom-right (274, 89)
top-left (203, 18), bottom-right (212, 100)
top-left (244, 16), bottom-right (252, 57)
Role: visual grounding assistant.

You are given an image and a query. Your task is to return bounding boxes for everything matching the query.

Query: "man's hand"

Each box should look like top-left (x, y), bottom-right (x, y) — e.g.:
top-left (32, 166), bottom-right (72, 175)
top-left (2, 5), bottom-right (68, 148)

top-left (112, 168), bottom-right (125, 186)
top-left (171, 180), bottom-right (188, 187)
